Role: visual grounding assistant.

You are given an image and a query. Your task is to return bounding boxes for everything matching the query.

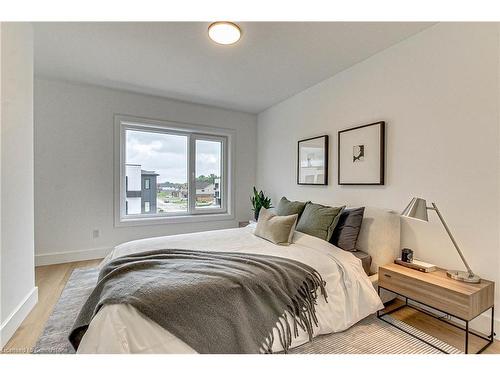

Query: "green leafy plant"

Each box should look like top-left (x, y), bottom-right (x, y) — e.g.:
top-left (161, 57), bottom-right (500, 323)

top-left (250, 187), bottom-right (273, 221)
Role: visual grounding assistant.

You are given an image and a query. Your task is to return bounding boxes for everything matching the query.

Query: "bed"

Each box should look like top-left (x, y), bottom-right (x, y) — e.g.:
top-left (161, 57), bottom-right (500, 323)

top-left (76, 206), bottom-right (400, 354)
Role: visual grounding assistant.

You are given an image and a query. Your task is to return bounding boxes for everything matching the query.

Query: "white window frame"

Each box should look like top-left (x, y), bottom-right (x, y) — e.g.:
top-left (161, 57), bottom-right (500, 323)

top-left (114, 114), bottom-right (235, 227)
top-left (191, 134), bottom-right (226, 214)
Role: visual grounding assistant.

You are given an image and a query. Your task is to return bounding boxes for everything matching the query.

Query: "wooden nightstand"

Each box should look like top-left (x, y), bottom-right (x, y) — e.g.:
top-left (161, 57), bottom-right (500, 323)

top-left (377, 263), bottom-right (495, 354)
top-left (238, 220), bottom-right (256, 228)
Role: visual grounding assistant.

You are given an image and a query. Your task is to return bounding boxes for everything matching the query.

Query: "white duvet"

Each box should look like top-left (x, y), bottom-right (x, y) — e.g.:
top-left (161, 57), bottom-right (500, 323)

top-left (77, 224), bottom-right (383, 353)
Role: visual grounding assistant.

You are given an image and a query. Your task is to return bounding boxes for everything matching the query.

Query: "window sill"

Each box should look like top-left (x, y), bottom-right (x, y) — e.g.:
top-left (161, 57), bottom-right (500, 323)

top-left (115, 212), bottom-right (235, 227)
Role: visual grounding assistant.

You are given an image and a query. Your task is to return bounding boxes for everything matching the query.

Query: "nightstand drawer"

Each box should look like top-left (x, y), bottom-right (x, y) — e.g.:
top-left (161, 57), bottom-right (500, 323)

top-left (379, 267), bottom-right (471, 319)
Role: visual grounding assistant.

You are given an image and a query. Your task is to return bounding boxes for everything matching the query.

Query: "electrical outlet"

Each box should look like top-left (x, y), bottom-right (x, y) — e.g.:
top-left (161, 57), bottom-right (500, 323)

top-left (92, 229), bottom-right (100, 239)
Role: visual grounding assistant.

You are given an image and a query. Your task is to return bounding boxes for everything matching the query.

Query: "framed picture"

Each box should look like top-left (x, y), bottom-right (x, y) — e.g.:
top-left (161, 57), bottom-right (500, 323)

top-left (297, 135), bottom-right (328, 185)
top-left (338, 121), bottom-right (385, 185)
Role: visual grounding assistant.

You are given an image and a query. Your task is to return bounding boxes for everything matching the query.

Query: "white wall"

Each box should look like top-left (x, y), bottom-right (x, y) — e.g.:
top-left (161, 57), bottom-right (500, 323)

top-left (257, 23), bottom-right (500, 329)
top-left (34, 79), bottom-right (257, 265)
top-left (0, 22), bottom-right (37, 348)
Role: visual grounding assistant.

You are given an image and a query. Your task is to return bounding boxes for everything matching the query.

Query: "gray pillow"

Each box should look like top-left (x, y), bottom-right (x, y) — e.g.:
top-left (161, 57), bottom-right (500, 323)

top-left (254, 207), bottom-right (298, 245)
top-left (296, 203), bottom-right (345, 241)
top-left (276, 197), bottom-right (308, 219)
top-left (330, 207), bottom-right (365, 252)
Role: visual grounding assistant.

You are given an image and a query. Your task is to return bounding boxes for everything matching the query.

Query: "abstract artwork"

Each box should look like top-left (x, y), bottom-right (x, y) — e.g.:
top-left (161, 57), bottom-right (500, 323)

top-left (353, 145), bottom-right (365, 162)
top-left (338, 122), bottom-right (385, 185)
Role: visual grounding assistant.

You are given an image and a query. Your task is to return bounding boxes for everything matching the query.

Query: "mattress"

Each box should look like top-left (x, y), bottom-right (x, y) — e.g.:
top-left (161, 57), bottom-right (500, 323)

top-left (77, 225), bottom-right (383, 353)
top-left (352, 250), bottom-right (372, 275)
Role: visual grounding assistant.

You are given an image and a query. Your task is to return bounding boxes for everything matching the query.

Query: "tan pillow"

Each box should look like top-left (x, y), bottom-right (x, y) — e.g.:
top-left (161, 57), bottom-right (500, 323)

top-left (254, 208), bottom-right (298, 245)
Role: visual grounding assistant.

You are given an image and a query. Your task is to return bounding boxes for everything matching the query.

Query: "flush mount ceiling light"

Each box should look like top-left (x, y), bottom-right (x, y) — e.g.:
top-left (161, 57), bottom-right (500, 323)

top-left (208, 22), bottom-right (241, 45)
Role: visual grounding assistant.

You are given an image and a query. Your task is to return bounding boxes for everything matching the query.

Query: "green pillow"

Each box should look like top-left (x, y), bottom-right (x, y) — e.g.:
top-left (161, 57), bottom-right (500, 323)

top-left (296, 203), bottom-right (345, 241)
top-left (276, 197), bottom-right (309, 219)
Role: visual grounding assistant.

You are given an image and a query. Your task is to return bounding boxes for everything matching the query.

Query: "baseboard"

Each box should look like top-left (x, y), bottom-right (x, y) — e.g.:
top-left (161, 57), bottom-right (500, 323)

top-left (0, 287), bottom-right (38, 349)
top-left (35, 247), bottom-right (112, 266)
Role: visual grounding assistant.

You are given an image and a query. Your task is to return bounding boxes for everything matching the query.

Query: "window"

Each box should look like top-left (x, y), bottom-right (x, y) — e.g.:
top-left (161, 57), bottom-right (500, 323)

top-left (115, 115), bottom-right (232, 225)
top-left (195, 139), bottom-right (223, 209)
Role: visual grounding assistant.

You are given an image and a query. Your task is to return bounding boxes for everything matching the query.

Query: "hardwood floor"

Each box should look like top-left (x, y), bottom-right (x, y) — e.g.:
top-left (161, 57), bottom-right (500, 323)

top-left (2, 259), bottom-right (101, 354)
top-left (2, 260), bottom-right (499, 354)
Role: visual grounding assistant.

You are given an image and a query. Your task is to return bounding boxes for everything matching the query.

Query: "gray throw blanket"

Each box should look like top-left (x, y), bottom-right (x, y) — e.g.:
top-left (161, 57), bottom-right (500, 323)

top-left (69, 249), bottom-right (327, 353)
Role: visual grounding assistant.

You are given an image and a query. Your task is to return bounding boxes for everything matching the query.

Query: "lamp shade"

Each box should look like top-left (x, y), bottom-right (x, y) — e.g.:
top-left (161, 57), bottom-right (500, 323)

top-left (401, 197), bottom-right (429, 222)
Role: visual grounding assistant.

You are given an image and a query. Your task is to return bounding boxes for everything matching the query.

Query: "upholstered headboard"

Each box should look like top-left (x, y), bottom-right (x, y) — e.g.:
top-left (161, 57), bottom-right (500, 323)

top-left (355, 206), bottom-right (401, 275)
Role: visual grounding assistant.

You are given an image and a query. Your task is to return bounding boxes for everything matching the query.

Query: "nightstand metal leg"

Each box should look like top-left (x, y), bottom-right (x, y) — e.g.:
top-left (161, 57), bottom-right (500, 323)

top-left (376, 286), bottom-right (495, 354)
top-left (377, 286), bottom-right (380, 318)
top-left (475, 306), bottom-right (496, 354)
top-left (491, 306), bottom-right (495, 340)
top-left (474, 305), bottom-right (496, 354)
top-left (465, 321), bottom-right (469, 354)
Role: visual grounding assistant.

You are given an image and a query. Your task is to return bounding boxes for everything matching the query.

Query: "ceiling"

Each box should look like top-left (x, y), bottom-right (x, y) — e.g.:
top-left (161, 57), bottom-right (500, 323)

top-left (34, 22), bottom-right (434, 113)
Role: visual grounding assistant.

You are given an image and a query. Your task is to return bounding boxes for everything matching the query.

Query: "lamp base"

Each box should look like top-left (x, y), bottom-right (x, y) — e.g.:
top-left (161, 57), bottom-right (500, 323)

top-left (446, 270), bottom-right (481, 283)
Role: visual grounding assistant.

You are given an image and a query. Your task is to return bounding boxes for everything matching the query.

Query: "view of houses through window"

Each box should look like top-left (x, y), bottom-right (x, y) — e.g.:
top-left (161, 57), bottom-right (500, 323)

top-left (195, 139), bottom-right (222, 209)
top-left (124, 127), bottom-right (224, 216)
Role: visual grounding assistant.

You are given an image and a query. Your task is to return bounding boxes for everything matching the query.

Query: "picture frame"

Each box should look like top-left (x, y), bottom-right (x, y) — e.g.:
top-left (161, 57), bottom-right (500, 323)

top-left (297, 135), bottom-right (329, 185)
top-left (338, 121), bottom-right (385, 185)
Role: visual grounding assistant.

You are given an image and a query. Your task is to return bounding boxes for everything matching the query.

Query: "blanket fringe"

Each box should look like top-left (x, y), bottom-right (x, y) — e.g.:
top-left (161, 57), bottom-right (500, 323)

top-left (261, 269), bottom-right (327, 354)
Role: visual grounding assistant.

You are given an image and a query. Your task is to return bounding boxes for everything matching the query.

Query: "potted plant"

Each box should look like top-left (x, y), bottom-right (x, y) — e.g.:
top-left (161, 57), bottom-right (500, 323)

top-left (250, 187), bottom-right (273, 221)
